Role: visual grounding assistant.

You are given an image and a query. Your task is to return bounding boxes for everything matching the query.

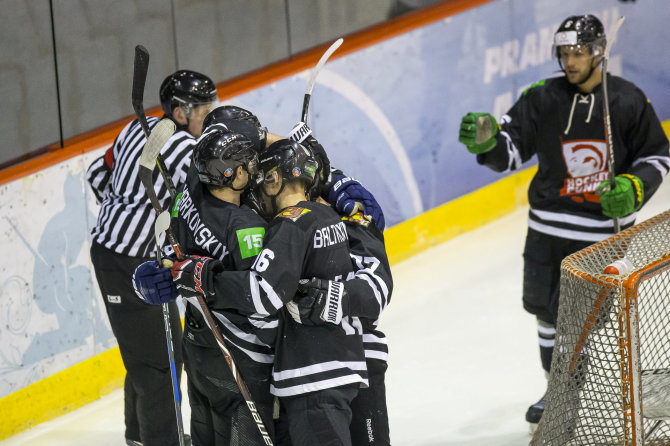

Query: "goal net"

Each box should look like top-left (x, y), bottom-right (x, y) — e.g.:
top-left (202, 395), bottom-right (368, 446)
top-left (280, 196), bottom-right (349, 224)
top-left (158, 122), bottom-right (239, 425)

top-left (531, 209), bottom-right (670, 446)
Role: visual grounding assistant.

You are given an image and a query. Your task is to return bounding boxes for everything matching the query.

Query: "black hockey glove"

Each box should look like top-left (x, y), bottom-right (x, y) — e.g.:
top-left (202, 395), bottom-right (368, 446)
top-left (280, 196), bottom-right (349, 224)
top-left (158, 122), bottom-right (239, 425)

top-left (168, 255), bottom-right (224, 303)
top-left (286, 278), bottom-right (347, 325)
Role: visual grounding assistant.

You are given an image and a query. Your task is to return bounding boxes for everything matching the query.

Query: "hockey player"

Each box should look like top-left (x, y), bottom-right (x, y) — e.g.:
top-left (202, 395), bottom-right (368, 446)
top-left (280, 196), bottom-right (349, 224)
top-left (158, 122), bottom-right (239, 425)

top-left (290, 209), bottom-right (393, 445)
top-left (87, 69), bottom-right (217, 446)
top-left (457, 14), bottom-right (670, 428)
top-left (134, 128), bottom-right (275, 444)
top-left (167, 139), bottom-right (368, 445)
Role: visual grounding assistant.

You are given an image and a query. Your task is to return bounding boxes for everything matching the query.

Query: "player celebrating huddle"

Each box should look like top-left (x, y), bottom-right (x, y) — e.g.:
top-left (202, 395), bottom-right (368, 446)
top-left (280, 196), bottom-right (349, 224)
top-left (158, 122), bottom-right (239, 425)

top-left (458, 14), bottom-right (669, 428)
top-left (134, 116), bottom-right (391, 444)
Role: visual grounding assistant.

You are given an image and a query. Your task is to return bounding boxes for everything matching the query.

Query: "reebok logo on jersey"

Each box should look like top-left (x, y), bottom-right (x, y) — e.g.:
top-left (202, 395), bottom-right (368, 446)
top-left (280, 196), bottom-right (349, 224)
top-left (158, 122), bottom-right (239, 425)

top-left (107, 295), bottom-right (121, 304)
top-left (313, 221), bottom-right (348, 248)
top-left (366, 418), bottom-right (375, 442)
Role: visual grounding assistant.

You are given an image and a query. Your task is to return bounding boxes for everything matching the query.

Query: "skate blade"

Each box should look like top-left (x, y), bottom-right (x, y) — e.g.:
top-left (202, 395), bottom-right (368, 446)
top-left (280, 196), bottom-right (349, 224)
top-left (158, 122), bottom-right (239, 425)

top-left (528, 422), bottom-right (539, 435)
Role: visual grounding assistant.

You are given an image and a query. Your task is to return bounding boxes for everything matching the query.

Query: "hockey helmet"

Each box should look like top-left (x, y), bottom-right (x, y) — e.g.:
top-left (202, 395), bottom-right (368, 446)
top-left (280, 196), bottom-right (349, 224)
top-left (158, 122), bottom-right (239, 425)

top-left (159, 70), bottom-right (217, 118)
top-left (202, 105), bottom-right (267, 151)
top-left (553, 15), bottom-right (606, 62)
top-left (193, 130), bottom-right (259, 189)
top-left (258, 139), bottom-right (318, 190)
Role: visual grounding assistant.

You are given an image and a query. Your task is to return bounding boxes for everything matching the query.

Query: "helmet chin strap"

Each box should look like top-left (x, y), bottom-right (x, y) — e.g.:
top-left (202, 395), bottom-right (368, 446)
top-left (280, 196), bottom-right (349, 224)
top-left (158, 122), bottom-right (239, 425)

top-left (269, 182), bottom-right (286, 215)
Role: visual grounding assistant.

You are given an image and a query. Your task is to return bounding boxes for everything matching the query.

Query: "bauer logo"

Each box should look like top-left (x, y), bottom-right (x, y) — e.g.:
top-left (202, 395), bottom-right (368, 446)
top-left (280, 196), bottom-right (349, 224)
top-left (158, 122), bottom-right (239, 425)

top-left (107, 295), bottom-right (121, 304)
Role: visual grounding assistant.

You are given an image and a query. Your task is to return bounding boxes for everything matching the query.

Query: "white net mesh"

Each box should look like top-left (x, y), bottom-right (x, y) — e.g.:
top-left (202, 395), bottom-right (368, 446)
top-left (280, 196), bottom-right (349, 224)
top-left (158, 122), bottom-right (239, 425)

top-left (532, 209), bottom-right (670, 446)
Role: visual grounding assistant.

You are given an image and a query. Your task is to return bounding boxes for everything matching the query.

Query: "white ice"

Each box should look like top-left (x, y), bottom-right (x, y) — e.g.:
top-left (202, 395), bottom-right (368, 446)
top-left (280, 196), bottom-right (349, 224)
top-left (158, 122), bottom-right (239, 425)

top-left (3, 179), bottom-right (669, 446)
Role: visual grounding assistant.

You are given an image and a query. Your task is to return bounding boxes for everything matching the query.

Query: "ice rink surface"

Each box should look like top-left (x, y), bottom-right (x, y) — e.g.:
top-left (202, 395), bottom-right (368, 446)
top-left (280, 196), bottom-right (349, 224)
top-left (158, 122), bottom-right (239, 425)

top-left (3, 179), bottom-right (669, 446)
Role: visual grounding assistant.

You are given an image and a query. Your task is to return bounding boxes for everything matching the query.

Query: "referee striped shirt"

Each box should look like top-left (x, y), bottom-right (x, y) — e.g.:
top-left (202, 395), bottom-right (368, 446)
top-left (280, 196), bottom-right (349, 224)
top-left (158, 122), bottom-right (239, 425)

top-left (87, 116), bottom-right (196, 258)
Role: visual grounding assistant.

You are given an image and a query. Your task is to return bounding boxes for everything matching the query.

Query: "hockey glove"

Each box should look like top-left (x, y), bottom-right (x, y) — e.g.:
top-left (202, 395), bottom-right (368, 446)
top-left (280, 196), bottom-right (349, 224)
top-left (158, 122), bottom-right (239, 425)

top-left (596, 174), bottom-right (644, 218)
top-left (286, 278), bottom-right (347, 325)
top-left (459, 112), bottom-right (498, 154)
top-left (169, 255), bottom-right (224, 302)
top-left (132, 261), bottom-right (178, 305)
top-left (327, 174), bottom-right (386, 231)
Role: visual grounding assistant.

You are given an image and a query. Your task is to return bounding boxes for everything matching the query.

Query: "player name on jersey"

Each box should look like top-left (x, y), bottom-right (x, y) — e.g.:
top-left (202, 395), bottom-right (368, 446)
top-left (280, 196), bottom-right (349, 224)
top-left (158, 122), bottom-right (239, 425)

top-left (177, 188), bottom-right (227, 258)
top-left (314, 221), bottom-right (348, 248)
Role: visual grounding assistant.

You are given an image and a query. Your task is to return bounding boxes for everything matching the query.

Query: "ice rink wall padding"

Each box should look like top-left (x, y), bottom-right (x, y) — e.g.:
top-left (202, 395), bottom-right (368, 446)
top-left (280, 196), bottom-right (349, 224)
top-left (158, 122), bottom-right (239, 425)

top-left (1, 0), bottom-right (669, 439)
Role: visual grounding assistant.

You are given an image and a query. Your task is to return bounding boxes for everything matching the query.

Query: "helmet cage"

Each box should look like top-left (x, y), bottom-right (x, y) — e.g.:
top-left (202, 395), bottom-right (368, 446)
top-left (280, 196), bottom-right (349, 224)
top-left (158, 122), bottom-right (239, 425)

top-left (172, 96), bottom-right (215, 119)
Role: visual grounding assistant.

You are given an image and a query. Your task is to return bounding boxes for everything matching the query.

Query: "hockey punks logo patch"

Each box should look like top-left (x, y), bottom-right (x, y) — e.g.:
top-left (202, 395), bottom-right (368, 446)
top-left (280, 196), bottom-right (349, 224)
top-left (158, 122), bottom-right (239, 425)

top-left (276, 206), bottom-right (311, 221)
top-left (560, 140), bottom-right (609, 199)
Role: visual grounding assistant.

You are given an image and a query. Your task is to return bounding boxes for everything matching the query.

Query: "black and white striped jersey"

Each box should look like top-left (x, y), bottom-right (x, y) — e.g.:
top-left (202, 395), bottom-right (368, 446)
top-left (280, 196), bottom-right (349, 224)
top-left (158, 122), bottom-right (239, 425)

top-left (478, 75), bottom-right (670, 242)
top-left (208, 201), bottom-right (368, 397)
top-left (340, 214), bottom-right (392, 363)
top-left (86, 116), bottom-right (195, 258)
top-left (171, 163), bottom-right (274, 364)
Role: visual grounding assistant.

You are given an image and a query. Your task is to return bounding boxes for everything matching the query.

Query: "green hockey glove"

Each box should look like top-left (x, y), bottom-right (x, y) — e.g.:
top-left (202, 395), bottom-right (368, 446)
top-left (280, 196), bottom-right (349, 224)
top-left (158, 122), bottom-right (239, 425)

top-left (458, 112), bottom-right (498, 154)
top-left (596, 174), bottom-right (644, 218)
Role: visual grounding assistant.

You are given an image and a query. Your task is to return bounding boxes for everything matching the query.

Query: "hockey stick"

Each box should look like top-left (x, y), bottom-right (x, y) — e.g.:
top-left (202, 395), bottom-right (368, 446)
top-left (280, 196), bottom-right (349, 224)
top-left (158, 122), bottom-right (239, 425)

top-left (602, 16), bottom-right (625, 233)
top-left (138, 119), bottom-right (186, 446)
top-left (132, 44), bottom-right (178, 200)
top-left (143, 126), bottom-right (275, 445)
top-left (301, 37), bottom-right (343, 122)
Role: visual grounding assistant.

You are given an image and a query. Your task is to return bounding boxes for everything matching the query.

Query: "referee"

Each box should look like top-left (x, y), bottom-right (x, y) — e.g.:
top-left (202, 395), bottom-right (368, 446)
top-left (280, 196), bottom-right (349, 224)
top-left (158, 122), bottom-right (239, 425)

top-left (86, 70), bottom-right (216, 446)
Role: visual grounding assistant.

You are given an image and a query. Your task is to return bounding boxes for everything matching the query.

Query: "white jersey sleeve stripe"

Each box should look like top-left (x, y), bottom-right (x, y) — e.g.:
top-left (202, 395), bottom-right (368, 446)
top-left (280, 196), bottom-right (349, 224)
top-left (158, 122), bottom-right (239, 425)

top-left (632, 154), bottom-right (670, 177)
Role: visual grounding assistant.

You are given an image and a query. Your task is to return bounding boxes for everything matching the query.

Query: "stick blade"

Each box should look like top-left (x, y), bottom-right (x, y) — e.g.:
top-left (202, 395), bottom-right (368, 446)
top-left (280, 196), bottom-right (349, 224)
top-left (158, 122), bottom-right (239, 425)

top-left (306, 37), bottom-right (343, 96)
top-left (604, 16), bottom-right (625, 59)
top-left (132, 45), bottom-right (150, 107)
top-left (139, 119), bottom-right (176, 169)
top-left (154, 210), bottom-right (172, 241)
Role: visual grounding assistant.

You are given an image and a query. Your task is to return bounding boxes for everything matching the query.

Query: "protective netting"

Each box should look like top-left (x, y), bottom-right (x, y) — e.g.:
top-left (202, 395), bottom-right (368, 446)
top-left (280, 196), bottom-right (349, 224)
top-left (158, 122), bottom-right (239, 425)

top-left (532, 209), bottom-right (670, 446)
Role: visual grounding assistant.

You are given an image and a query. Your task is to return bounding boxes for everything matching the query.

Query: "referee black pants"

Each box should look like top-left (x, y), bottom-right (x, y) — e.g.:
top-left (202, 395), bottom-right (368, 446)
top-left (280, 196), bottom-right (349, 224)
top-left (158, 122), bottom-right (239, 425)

top-left (90, 242), bottom-right (184, 446)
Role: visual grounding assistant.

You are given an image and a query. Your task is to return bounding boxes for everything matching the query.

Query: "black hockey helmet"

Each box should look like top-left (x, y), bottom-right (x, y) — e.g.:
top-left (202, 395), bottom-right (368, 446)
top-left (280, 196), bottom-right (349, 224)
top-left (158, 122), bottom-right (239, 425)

top-left (553, 15), bottom-right (606, 62)
top-left (258, 139), bottom-right (318, 190)
top-left (193, 130), bottom-right (259, 190)
top-left (159, 70), bottom-right (217, 118)
top-left (202, 105), bottom-right (267, 151)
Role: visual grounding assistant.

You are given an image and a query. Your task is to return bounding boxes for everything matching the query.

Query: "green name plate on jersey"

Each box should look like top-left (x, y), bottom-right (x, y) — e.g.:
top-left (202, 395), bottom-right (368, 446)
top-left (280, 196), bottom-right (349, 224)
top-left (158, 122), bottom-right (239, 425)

top-left (236, 227), bottom-right (265, 259)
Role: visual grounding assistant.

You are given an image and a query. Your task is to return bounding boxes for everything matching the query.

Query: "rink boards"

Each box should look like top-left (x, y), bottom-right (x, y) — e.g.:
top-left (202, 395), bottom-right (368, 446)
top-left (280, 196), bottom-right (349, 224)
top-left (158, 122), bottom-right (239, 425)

top-left (2, 0), bottom-right (670, 440)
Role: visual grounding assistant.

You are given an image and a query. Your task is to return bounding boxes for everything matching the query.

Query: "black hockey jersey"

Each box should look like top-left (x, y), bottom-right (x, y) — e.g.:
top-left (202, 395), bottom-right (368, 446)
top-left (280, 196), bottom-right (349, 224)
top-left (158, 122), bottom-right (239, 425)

top-left (479, 74), bottom-right (670, 242)
top-left (171, 163), bottom-right (273, 364)
top-left (341, 214), bottom-right (393, 363)
top-left (209, 200), bottom-right (368, 397)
